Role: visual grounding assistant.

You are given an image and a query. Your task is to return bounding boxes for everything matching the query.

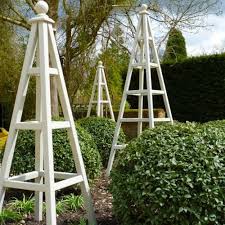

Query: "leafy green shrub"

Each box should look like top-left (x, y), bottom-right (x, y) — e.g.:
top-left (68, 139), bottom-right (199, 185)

top-left (7, 194), bottom-right (81, 218)
top-left (78, 218), bottom-right (87, 225)
top-left (203, 120), bottom-right (225, 128)
top-left (8, 194), bottom-right (34, 215)
top-left (111, 122), bottom-right (225, 225)
top-left (77, 117), bottom-right (126, 167)
top-left (10, 124), bottom-right (102, 180)
top-left (52, 125), bottom-right (102, 179)
top-left (56, 200), bottom-right (67, 215)
top-left (63, 194), bottom-right (84, 212)
top-left (0, 210), bottom-right (22, 224)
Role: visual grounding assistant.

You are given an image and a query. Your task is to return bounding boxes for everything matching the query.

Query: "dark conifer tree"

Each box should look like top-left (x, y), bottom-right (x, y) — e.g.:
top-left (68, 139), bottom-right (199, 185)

top-left (163, 28), bottom-right (187, 62)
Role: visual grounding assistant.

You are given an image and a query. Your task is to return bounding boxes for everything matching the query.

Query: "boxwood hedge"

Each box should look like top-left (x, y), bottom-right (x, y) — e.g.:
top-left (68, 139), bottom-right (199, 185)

top-left (111, 122), bottom-right (225, 225)
top-left (9, 125), bottom-right (102, 180)
top-left (77, 117), bottom-right (126, 167)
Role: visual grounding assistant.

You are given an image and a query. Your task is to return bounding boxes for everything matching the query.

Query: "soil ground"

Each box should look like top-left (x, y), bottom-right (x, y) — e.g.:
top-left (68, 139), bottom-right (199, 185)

top-left (8, 172), bottom-right (119, 225)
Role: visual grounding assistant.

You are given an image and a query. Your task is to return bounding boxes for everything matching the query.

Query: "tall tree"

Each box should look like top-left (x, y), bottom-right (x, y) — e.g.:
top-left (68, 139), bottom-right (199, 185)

top-left (163, 28), bottom-right (187, 62)
top-left (0, 0), bottom-right (23, 103)
top-left (98, 26), bottom-right (129, 109)
top-left (0, 2), bottom-right (26, 126)
top-left (0, 0), bottom-right (131, 116)
top-left (0, 0), bottom-right (222, 114)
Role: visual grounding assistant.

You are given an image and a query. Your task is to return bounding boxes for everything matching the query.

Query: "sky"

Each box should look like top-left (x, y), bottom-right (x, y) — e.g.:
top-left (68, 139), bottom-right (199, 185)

top-left (120, 2), bottom-right (225, 58)
top-left (184, 4), bottom-right (225, 56)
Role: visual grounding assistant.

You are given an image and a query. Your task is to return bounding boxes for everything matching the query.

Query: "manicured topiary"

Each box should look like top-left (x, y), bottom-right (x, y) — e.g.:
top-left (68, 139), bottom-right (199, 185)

top-left (77, 117), bottom-right (126, 167)
top-left (9, 124), bottom-right (102, 180)
top-left (111, 122), bottom-right (225, 225)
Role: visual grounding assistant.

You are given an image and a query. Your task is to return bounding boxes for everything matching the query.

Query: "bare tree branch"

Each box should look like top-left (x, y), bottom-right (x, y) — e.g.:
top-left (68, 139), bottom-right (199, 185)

top-left (25, 0), bottom-right (37, 13)
top-left (0, 14), bottom-right (30, 30)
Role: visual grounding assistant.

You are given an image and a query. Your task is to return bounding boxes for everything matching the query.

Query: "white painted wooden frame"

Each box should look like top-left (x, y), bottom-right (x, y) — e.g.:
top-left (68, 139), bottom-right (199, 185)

top-left (106, 4), bottom-right (173, 176)
top-left (87, 61), bottom-right (115, 121)
top-left (0, 1), bottom-right (96, 225)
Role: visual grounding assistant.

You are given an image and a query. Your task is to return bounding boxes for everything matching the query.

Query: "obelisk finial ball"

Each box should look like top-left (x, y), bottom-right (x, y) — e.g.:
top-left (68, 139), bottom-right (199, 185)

top-left (35, 0), bottom-right (49, 14)
top-left (141, 4), bottom-right (148, 11)
top-left (98, 61), bottom-right (103, 66)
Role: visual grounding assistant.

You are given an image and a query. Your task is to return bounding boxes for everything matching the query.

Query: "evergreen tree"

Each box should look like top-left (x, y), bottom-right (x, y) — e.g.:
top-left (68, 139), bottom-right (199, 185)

top-left (163, 28), bottom-right (187, 63)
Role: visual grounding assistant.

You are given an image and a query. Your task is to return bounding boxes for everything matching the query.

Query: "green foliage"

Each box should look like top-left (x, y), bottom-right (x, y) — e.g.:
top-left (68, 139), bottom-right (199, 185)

top-left (8, 194), bottom-right (34, 216)
top-left (126, 54), bottom-right (225, 122)
top-left (161, 53), bottom-right (225, 122)
top-left (83, 25), bottom-right (129, 109)
top-left (0, 210), bottom-right (22, 224)
top-left (5, 193), bottom-right (84, 221)
top-left (77, 117), bottom-right (126, 167)
top-left (52, 125), bottom-right (102, 179)
top-left (111, 122), bottom-right (225, 225)
top-left (11, 130), bottom-right (35, 173)
top-left (0, 2), bottom-right (32, 123)
top-left (0, 21), bottom-right (24, 126)
top-left (45, 194), bottom-right (83, 215)
top-left (9, 124), bottom-right (102, 180)
top-left (203, 120), bottom-right (225, 128)
top-left (63, 194), bottom-right (84, 212)
top-left (56, 200), bottom-right (67, 215)
top-left (79, 218), bottom-right (87, 225)
top-left (163, 28), bottom-right (187, 63)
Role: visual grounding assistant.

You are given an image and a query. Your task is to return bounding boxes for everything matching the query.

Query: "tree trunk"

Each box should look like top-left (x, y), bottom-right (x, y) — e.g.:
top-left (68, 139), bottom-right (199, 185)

top-left (64, 14), bottom-right (72, 91)
top-left (47, 0), bottom-right (59, 117)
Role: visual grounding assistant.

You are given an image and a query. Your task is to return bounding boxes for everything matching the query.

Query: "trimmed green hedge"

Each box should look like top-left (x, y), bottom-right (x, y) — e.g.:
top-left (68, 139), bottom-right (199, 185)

top-left (77, 117), bottom-right (126, 167)
top-left (124, 54), bottom-right (225, 122)
top-left (111, 122), bottom-right (225, 225)
top-left (9, 125), bottom-right (102, 180)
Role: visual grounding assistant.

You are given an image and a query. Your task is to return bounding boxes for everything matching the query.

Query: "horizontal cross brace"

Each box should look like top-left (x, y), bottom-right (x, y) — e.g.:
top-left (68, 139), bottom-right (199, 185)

top-left (94, 82), bottom-right (106, 86)
top-left (113, 144), bottom-right (127, 150)
top-left (120, 118), bottom-right (171, 123)
top-left (154, 118), bottom-right (171, 122)
top-left (48, 171), bottom-right (79, 180)
top-left (28, 67), bottom-right (59, 76)
top-left (51, 121), bottom-right (71, 129)
top-left (9, 171), bottom-right (79, 182)
top-left (54, 175), bottom-right (83, 191)
top-left (120, 118), bottom-right (150, 123)
top-left (8, 171), bottom-right (39, 181)
top-left (132, 62), bottom-right (159, 69)
top-left (5, 172), bottom-right (83, 192)
top-left (4, 180), bottom-right (46, 192)
top-left (15, 121), bottom-right (71, 130)
top-left (91, 100), bottom-right (109, 104)
top-left (15, 121), bottom-right (41, 130)
top-left (138, 36), bottom-right (153, 41)
top-left (126, 90), bottom-right (164, 96)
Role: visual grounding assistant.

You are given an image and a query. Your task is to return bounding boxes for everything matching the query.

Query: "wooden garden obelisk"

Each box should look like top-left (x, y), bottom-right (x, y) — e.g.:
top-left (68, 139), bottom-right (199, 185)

top-left (0, 1), bottom-right (96, 224)
top-left (87, 61), bottom-right (115, 121)
top-left (106, 4), bottom-right (173, 176)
